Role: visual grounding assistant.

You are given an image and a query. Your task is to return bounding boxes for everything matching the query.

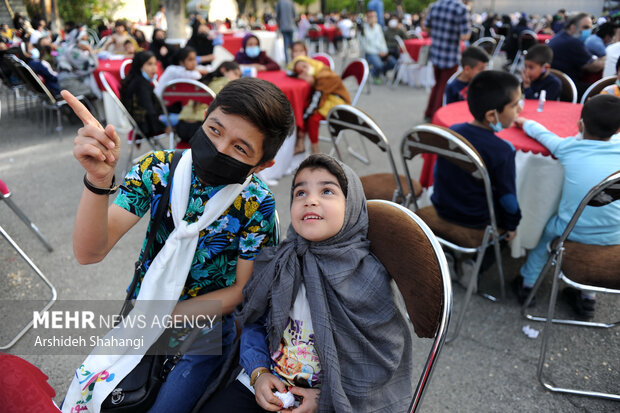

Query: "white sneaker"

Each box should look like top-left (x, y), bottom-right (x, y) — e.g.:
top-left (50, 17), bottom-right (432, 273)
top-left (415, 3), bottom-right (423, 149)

top-left (458, 258), bottom-right (477, 293)
top-left (444, 252), bottom-right (459, 281)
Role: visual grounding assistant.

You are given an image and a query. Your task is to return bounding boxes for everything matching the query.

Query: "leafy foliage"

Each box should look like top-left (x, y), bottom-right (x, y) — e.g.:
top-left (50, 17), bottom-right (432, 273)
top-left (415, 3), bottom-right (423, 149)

top-left (325, 0), bottom-right (433, 14)
top-left (55, 0), bottom-right (122, 26)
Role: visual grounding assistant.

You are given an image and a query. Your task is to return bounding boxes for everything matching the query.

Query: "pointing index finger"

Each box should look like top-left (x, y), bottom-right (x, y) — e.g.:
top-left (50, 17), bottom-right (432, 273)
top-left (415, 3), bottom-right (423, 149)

top-left (61, 90), bottom-right (103, 130)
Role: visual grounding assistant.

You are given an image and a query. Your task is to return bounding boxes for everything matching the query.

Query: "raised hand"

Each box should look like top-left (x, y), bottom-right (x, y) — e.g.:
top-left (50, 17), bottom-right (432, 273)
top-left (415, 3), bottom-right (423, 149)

top-left (253, 372), bottom-right (286, 411)
top-left (63, 90), bottom-right (121, 186)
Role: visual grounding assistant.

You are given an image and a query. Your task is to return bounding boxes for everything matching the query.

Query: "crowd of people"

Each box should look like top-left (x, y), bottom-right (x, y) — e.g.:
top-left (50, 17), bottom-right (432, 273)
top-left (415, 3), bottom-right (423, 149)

top-left (1, 1), bottom-right (620, 412)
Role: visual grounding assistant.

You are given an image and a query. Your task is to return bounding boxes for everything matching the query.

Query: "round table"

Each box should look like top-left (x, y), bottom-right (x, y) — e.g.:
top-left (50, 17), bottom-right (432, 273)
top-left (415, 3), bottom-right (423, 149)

top-left (255, 70), bottom-right (312, 184)
top-left (404, 38), bottom-right (432, 61)
top-left (256, 70), bottom-right (311, 130)
top-left (222, 33), bottom-right (244, 55)
top-left (424, 99), bottom-right (583, 257)
top-left (93, 58), bottom-right (163, 91)
top-left (537, 34), bottom-right (553, 44)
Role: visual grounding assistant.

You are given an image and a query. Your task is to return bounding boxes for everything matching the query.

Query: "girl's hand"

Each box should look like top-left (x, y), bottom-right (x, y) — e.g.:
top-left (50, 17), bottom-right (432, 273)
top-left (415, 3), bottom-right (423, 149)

top-left (254, 372), bottom-right (286, 411)
top-left (281, 387), bottom-right (320, 413)
top-left (64, 90), bottom-right (120, 186)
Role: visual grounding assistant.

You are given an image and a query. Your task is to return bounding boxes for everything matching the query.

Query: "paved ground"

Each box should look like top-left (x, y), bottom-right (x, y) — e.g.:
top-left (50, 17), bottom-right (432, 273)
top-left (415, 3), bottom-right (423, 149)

top-left (1, 71), bottom-right (618, 412)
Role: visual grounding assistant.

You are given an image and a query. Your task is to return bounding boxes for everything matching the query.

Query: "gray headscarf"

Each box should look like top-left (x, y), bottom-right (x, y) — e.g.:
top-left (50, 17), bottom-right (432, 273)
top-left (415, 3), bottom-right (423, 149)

top-left (236, 159), bottom-right (414, 413)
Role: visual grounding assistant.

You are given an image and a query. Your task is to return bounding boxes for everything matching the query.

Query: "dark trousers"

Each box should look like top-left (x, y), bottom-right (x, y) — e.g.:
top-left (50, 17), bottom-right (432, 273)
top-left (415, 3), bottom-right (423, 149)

top-left (199, 379), bottom-right (269, 413)
top-left (424, 64), bottom-right (458, 120)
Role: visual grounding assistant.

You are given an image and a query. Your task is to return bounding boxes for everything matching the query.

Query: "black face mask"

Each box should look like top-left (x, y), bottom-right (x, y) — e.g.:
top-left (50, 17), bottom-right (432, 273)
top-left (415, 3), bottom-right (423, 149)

top-left (189, 126), bottom-right (256, 185)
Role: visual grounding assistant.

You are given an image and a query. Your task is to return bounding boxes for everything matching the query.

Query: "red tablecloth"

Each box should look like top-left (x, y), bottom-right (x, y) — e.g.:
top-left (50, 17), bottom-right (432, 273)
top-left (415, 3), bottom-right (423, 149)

top-left (418, 100), bottom-right (583, 187)
top-left (93, 58), bottom-right (163, 91)
top-left (257, 71), bottom-right (312, 129)
top-left (265, 24), bottom-right (278, 32)
top-left (222, 33), bottom-right (244, 55)
top-left (537, 34), bottom-right (553, 44)
top-left (404, 38), bottom-right (432, 61)
top-left (404, 38), bottom-right (465, 61)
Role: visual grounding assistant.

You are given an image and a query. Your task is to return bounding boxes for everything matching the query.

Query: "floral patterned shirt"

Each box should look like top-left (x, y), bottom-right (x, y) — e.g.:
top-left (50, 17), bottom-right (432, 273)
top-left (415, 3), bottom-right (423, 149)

top-left (114, 150), bottom-right (276, 301)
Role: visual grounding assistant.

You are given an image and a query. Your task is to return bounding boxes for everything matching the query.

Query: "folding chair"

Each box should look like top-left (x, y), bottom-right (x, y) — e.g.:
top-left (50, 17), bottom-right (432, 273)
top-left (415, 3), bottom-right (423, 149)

top-left (509, 30), bottom-right (538, 74)
top-left (310, 52), bottom-right (335, 71)
top-left (400, 124), bottom-right (507, 342)
top-left (119, 58), bottom-right (132, 80)
top-left (317, 59), bottom-right (369, 159)
top-left (0, 178), bottom-right (57, 350)
top-left (579, 76), bottom-right (616, 104)
top-left (549, 68), bottom-right (578, 103)
top-left (390, 35), bottom-right (422, 88)
top-left (0, 55), bottom-right (33, 117)
top-left (472, 37), bottom-right (497, 57)
top-left (7, 54), bottom-right (96, 133)
top-left (441, 68), bottom-right (462, 106)
top-left (326, 104), bottom-right (421, 202)
top-left (159, 79), bottom-right (215, 149)
top-left (521, 170), bottom-right (620, 401)
top-left (306, 24), bottom-right (324, 54)
top-left (98, 71), bottom-right (165, 175)
top-left (366, 199), bottom-right (452, 412)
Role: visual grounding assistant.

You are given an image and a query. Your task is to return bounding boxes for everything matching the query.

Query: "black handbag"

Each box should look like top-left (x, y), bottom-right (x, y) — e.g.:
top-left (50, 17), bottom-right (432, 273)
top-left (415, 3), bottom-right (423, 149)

top-left (101, 150), bottom-right (201, 412)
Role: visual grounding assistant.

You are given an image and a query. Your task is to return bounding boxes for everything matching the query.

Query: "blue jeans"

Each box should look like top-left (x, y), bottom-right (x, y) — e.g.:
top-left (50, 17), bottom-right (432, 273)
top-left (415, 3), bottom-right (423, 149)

top-left (281, 31), bottom-right (294, 63)
top-left (365, 53), bottom-right (396, 78)
top-left (147, 316), bottom-right (237, 412)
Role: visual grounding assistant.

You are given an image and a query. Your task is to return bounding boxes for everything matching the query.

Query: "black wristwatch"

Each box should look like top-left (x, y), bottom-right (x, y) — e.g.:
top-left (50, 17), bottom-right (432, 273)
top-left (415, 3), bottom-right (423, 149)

top-left (83, 174), bottom-right (121, 195)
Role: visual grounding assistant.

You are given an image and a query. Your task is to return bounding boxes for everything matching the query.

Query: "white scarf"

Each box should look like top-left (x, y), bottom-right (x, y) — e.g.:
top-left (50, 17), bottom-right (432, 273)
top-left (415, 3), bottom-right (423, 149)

top-left (63, 150), bottom-right (251, 413)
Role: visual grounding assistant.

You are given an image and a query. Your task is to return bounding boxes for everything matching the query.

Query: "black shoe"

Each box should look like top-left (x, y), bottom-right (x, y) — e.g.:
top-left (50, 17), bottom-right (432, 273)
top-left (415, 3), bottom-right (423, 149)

top-left (562, 287), bottom-right (595, 319)
top-left (513, 276), bottom-right (535, 307)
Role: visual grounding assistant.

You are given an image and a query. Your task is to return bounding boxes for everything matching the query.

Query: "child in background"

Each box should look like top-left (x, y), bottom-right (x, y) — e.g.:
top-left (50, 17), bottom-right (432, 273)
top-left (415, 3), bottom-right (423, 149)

top-left (514, 95), bottom-right (620, 316)
top-left (430, 70), bottom-right (522, 246)
top-left (444, 46), bottom-right (489, 104)
top-left (203, 60), bottom-right (241, 94)
top-left (154, 46), bottom-right (209, 97)
top-left (234, 34), bottom-right (280, 72)
top-left (292, 56), bottom-right (351, 154)
top-left (601, 57), bottom-right (620, 97)
top-left (521, 44), bottom-right (562, 101)
top-left (201, 154), bottom-right (415, 413)
top-left (120, 50), bottom-right (168, 138)
top-left (291, 40), bottom-right (308, 60)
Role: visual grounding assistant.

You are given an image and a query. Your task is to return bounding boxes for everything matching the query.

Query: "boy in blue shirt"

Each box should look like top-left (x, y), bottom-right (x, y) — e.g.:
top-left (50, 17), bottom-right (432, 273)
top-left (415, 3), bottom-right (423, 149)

top-left (444, 45), bottom-right (489, 104)
top-left (432, 70), bottom-right (523, 238)
top-left (521, 44), bottom-right (562, 101)
top-left (514, 95), bottom-right (620, 317)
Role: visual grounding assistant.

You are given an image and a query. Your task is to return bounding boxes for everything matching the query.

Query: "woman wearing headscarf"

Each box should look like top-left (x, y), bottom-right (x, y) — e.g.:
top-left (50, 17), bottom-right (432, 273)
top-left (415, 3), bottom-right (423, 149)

top-left (234, 33), bottom-right (279, 71)
top-left (120, 50), bottom-right (167, 138)
top-left (149, 28), bottom-right (172, 67)
top-left (187, 21), bottom-right (216, 65)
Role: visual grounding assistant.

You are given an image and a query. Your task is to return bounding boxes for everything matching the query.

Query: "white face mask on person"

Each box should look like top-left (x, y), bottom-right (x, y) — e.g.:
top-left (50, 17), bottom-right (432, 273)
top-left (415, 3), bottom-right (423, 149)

top-left (30, 47), bottom-right (40, 59)
top-left (388, 19), bottom-right (398, 29)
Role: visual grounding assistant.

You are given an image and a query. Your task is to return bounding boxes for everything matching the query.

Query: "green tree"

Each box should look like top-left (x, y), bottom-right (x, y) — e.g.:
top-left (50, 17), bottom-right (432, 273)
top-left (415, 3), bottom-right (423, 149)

top-left (57, 0), bottom-right (122, 25)
top-left (325, 0), bottom-right (433, 14)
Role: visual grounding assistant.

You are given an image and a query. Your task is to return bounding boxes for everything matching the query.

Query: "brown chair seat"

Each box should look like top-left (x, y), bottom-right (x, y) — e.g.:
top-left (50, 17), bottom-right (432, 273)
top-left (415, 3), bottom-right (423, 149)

top-left (361, 173), bottom-right (422, 203)
top-left (415, 206), bottom-right (487, 249)
top-left (556, 241), bottom-right (620, 290)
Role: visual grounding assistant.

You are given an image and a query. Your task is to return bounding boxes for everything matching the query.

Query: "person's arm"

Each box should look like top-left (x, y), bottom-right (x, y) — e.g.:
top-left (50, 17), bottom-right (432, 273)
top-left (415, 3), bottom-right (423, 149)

top-left (520, 119), bottom-right (564, 154)
top-left (544, 76), bottom-right (562, 101)
top-left (258, 53), bottom-right (280, 71)
top-left (63, 91), bottom-right (142, 264)
top-left (491, 149), bottom-right (521, 232)
top-left (583, 55), bottom-right (605, 72)
top-left (239, 316), bottom-right (271, 375)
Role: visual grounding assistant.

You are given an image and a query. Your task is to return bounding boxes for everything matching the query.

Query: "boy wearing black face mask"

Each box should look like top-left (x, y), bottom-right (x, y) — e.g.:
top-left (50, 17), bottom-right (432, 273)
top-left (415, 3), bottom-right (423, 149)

top-left (63, 77), bottom-right (294, 412)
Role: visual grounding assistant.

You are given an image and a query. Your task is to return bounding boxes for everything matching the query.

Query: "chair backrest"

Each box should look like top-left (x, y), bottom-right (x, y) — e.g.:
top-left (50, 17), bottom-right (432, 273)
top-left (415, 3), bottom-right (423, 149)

top-left (119, 59), bottom-right (132, 80)
top-left (549, 68), bottom-right (578, 103)
top-left (442, 68), bottom-right (463, 106)
top-left (307, 24), bottom-right (322, 40)
top-left (394, 35), bottom-right (411, 59)
top-left (326, 104), bottom-right (405, 200)
top-left (95, 35), bottom-right (109, 49)
top-left (400, 125), bottom-right (496, 227)
top-left (86, 28), bottom-right (99, 46)
top-left (98, 70), bottom-right (142, 134)
top-left (366, 199), bottom-right (452, 412)
top-left (310, 52), bottom-right (335, 71)
top-left (417, 44), bottom-right (431, 65)
top-left (472, 36), bottom-right (497, 56)
top-left (406, 30), bottom-right (423, 39)
top-left (341, 58), bottom-right (369, 106)
top-left (579, 76), bottom-right (616, 104)
top-left (518, 30), bottom-right (538, 51)
top-left (6, 55), bottom-right (56, 104)
top-left (160, 79), bottom-right (216, 107)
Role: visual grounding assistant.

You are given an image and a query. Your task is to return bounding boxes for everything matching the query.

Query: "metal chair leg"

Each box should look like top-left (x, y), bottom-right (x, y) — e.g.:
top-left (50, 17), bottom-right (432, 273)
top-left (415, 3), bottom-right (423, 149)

top-left (1, 195), bottom-right (53, 252)
top-left (0, 224), bottom-right (57, 350)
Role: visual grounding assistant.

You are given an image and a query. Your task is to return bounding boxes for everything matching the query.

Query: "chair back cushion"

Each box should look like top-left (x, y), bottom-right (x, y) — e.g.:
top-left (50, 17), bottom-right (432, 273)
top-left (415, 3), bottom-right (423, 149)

top-left (361, 173), bottom-right (421, 203)
top-left (367, 201), bottom-right (443, 338)
top-left (560, 242), bottom-right (620, 289)
top-left (342, 60), bottom-right (365, 86)
top-left (549, 68), bottom-right (575, 103)
top-left (162, 81), bottom-right (215, 107)
top-left (312, 54), bottom-right (330, 68)
top-left (415, 205), bottom-right (487, 248)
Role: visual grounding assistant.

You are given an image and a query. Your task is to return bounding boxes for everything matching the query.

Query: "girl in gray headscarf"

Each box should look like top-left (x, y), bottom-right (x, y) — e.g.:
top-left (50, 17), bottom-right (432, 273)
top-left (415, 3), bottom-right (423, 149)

top-left (202, 154), bottom-right (415, 413)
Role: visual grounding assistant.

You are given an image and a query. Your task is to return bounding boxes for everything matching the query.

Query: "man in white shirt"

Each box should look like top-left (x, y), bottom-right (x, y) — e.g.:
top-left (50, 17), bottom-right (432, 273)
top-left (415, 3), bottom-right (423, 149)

top-left (603, 41), bottom-right (620, 78)
top-left (362, 10), bottom-right (395, 83)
